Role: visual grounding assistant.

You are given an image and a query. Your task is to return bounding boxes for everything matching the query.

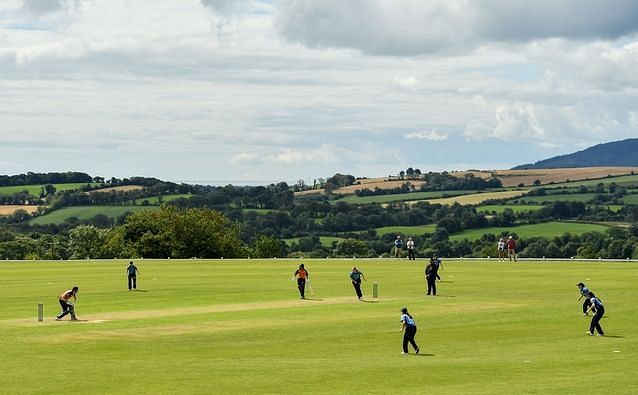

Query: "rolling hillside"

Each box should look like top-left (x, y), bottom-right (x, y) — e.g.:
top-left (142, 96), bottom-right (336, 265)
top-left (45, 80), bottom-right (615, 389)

top-left (514, 138), bottom-right (638, 169)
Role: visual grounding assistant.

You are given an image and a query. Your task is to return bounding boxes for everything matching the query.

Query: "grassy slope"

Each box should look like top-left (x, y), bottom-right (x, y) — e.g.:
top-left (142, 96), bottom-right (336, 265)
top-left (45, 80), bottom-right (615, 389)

top-left (29, 206), bottom-right (159, 225)
top-left (0, 182), bottom-right (99, 196)
top-left (373, 224), bottom-right (437, 236)
top-left (283, 236), bottom-right (343, 247)
top-left (133, 194), bottom-right (192, 204)
top-left (511, 193), bottom-right (598, 204)
top-left (547, 174), bottom-right (638, 188)
top-left (335, 190), bottom-right (479, 205)
top-left (0, 259), bottom-right (636, 394)
top-left (450, 221), bottom-right (609, 241)
top-left (476, 205), bottom-right (545, 214)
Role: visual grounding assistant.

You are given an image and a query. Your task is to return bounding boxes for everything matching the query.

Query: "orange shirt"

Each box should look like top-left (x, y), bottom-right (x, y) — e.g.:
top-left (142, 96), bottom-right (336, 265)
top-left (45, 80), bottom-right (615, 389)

top-left (295, 269), bottom-right (308, 279)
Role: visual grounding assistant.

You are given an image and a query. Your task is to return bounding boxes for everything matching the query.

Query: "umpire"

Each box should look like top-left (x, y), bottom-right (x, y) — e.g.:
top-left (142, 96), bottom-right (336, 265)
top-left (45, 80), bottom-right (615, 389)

top-left (293, 264), bottom-right (309, 299)
top-left (425, 261), bottom-right (437, 296)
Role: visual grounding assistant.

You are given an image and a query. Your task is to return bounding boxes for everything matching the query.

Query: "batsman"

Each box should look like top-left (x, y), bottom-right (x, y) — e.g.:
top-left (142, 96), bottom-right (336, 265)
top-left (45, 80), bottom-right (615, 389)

top-left (56, 286), bottom-right (79, 321)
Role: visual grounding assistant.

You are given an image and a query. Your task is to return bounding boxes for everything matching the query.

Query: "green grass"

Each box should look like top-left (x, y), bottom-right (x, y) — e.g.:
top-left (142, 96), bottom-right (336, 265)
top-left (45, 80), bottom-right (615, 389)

top-left (510, 193), bottom-right (598, 204)
top-left (29, 206), bottom-right (159, 225)
top-left (547, 174), bottom-right (638, 189)
top-left (133, 194), bottom-right (192, 205)
top-left (372, 224), bottom-right (437, 236)
top-left (242, 208), bottom-right (281, 215)
top-left (477, 205), bottom-right (545, 214)
top-left (0, 259), bottom-right (636, 393)
top-left (335, 190), bottom-right (479, 205)
top-left (620, 194), bottom-right (638, 205)
top-left (450, 221), bottom-right (609, 241)
top-left (283, 236), bottom-right (344, 247)
top-left (0, 183), bottom-right (99, 196)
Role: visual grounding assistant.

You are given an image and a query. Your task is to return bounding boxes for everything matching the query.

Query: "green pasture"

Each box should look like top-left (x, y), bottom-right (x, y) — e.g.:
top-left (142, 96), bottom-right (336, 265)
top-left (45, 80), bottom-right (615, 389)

top-left (242, 208), bottom-right (281, 215)
top-left (133, 194), bottom-right (192, 205)
top-left (0, 183), bottom-right (99, 196)
top-left (548, 174), bottom-right (638, 189)
top-left (283, 236), bottom-right (344, 247)
top-left (335, 190), bottom-right (478, 205)
top-left (1, 259), bottom-right (636, 394)
top-left (29, 206), bottom-right (159, 225)
top-left (511, 193), bottom-right (598, 204)
top-left (476, 205), bottom-right (545, 214)
top-left (372, 224), bottom-right (437, 236)
top-left (450, 221), bottom-right (609, 242)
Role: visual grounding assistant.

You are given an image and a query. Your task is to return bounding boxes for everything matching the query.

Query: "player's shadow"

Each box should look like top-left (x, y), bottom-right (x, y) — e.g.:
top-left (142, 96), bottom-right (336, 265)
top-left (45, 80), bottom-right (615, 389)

top-left (415, 353), bottom-right (435, 357)
top-left (303, 298), bottom-right (323, 301)
top-left (360, 300), bottom-right (379, 303)
top-left (601, 335), bottom-right (623, 338)
top-left (433, 295), bottom-right (455, 298)
top-left (131, 289), bottom-right (149, 292)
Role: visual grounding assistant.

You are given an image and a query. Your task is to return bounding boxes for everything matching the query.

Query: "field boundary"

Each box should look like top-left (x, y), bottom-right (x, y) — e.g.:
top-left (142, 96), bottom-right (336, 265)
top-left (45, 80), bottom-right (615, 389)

top-left (1, 257), bottom-right (637, 263)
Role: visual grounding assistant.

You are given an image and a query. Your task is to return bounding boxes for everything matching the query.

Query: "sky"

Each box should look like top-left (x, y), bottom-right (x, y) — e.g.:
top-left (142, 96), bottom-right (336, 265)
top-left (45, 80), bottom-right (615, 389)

top-left (1, 0), bottom-right (637, 184)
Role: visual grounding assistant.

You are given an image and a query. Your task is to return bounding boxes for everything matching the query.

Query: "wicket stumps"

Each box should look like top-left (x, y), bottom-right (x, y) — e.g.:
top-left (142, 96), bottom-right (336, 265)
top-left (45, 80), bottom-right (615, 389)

top-left (37, 303), bottom-right (43, 322)
top-left (372, 282), bottom-right (378, 298)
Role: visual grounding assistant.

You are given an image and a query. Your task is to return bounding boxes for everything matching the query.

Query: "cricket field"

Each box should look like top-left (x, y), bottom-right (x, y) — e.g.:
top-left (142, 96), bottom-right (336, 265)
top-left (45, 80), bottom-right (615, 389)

top-left (1, 259), bottom-right (637, 394)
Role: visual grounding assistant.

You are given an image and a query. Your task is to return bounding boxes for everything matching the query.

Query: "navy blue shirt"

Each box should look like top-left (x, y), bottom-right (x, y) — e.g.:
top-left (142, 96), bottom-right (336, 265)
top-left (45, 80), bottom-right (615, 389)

top-left (127, 264), bottom-right (137, 275)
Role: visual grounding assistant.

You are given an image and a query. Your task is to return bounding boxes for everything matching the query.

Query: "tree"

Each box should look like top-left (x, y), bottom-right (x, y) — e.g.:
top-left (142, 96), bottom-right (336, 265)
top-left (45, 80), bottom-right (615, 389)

top-left (69, 225), bottom-right (106, 259)
top-left (399, 170), bottom-right (405, 180)
top-left (336, 238), bottom-right (369, 257)
top-left (252, 234), bottom-right (281, 258)
top-left (122, 206), bottom-right (245, 258)
top-left (406, 168), bottom-right (414, 179)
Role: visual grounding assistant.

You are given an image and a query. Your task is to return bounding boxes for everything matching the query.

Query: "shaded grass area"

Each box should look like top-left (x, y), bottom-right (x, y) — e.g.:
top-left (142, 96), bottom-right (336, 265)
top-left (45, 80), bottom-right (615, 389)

top-left (449, 221), bottom-right (609, 241)
top-left (29, 206), bottom-right (159, 225)
top-left (0, 259), bottom-right (636, 393)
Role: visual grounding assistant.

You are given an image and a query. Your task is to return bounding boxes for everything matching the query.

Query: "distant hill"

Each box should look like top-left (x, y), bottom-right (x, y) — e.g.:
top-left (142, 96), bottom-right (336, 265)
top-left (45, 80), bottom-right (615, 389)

top-left (513, 139), bottom-right (638, 169)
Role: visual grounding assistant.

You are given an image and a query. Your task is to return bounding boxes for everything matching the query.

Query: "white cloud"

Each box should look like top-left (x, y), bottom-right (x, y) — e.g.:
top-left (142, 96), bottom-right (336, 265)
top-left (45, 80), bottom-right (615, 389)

top-left (276, 0), bottom-right (638, 56)
top-left (405, 130), bottom-right (448, 141)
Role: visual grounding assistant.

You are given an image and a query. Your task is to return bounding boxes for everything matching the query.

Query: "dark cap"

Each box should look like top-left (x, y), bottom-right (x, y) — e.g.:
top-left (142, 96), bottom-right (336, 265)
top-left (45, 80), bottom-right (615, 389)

top-left (577, 282), bottom-right (585, 287)
top-left (401, 307), bottom-right (408, 313)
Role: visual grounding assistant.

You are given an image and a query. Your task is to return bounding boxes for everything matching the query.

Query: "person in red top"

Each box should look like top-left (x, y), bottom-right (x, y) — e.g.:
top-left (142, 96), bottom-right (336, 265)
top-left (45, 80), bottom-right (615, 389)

top-left (506, 236), bottom-right (517, 262)
top-left (292, 264), bottom-right (309, 299)
top-left (56, 286), bottom-right (78, 321)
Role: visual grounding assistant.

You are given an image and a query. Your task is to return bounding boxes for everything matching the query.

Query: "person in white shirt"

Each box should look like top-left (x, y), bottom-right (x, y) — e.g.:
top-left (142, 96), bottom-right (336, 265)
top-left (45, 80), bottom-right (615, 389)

top-left (406, 237), bottom-right (416, 260)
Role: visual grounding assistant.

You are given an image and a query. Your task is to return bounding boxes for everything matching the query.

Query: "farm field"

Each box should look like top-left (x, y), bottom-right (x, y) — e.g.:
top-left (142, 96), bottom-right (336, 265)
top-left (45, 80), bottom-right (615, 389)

top-left (0, 183), bottom-right (99, 196)
top-left (29, 206), bottom-right (159, 225)
top-left (371, 224), bottom-right (437, 236)
top-left (418, 190), bottom-right (527, 206)
top-left (0, 205), bottom-right (41, 216)
top-left (335, 190), bottom-right (478, 205)
top-left (449, 221), bottom-right (609, 242)
top-left (0, 259), bottom-right (636, 394)
top-left (547, 174), bottom-right (638, 189)
top-left (476, 205), bottom-right (545, 214)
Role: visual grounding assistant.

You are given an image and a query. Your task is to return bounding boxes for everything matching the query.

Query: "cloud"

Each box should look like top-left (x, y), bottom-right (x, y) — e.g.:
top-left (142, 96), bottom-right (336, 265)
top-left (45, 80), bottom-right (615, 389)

top-left (21, 0), bottom-right (81, 15)
top-left (200, 0), bottom-right (252, 17)
top-left (276, 0), bottom-right (638, 56)
top-left (405, 130), bottom-right (448, 141)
